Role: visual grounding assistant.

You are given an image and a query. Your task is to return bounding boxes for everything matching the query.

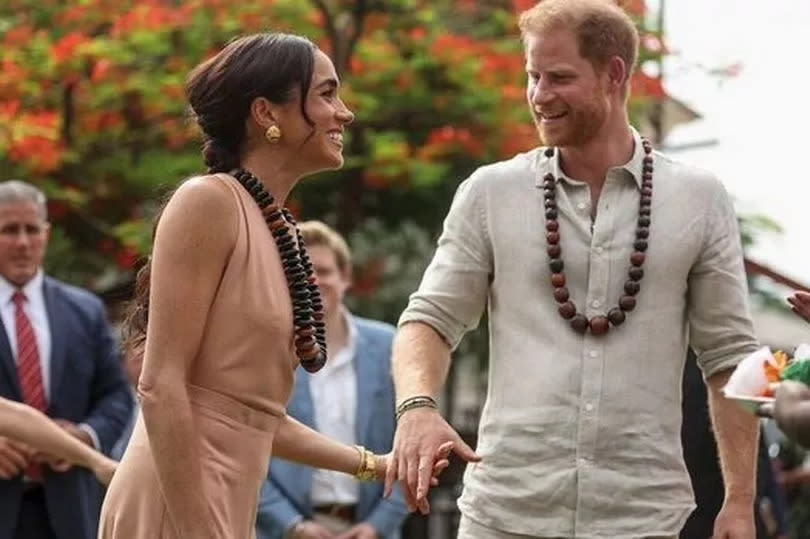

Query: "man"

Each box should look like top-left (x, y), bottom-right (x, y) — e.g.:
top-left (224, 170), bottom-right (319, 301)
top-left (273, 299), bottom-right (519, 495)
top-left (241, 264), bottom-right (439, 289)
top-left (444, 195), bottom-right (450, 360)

top-left (256, 220), bottom-right (408, 539)
top-left (0, 180), bottom-right (133, 539)
top-left (385, 1), bottom-right (761, 537)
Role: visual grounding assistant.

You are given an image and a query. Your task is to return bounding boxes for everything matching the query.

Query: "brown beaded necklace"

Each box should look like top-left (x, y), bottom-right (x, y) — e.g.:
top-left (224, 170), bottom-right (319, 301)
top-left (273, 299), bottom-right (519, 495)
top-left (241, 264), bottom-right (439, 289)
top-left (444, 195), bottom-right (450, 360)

top-left (542, 138), bottom-right (653, 336)
top-left (231, 168), bottom-right (327, 372)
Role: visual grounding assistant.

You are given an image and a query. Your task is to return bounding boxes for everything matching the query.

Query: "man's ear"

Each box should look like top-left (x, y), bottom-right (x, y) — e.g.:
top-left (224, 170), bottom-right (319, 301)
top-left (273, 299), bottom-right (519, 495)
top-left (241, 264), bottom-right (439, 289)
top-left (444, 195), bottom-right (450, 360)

top-left (606, 56), bottom-right (628, 94)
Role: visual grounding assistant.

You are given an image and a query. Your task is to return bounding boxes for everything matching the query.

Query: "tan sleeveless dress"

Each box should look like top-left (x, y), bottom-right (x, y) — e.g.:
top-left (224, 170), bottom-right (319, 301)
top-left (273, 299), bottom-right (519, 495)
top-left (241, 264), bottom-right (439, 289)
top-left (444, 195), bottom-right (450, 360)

top-left (98, 175), bottom-right (297, 538)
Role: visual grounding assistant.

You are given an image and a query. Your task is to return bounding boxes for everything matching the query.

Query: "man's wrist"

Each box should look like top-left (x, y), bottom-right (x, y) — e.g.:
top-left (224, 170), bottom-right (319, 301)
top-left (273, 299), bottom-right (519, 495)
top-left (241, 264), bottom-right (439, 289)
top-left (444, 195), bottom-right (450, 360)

top-left (284, 517), bottom-right (304, 539)
top-left (395, 395), bottom-right (438, 421)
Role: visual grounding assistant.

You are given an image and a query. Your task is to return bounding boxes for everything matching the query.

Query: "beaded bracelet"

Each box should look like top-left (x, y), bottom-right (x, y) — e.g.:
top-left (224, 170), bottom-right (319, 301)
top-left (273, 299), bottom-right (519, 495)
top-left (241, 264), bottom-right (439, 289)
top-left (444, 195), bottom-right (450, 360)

top-left (395, 395), bottom-right (438, 421)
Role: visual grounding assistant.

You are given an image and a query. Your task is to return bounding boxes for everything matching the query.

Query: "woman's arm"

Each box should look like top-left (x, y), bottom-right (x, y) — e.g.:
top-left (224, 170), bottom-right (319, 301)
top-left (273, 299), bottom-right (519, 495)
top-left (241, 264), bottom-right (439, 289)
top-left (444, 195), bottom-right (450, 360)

top-left (0, 397), bottom-right (116, 484)
top-left (272, 415), bottom-right (450, 501)
top-left (137, 177), bottom-right (237, 538)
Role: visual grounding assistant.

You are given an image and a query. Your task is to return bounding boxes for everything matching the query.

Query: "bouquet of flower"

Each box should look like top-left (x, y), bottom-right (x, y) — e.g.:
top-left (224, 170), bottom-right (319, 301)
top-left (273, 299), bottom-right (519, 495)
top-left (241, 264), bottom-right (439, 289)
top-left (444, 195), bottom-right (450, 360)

top-left (723, 344), bottom-right (810, 413)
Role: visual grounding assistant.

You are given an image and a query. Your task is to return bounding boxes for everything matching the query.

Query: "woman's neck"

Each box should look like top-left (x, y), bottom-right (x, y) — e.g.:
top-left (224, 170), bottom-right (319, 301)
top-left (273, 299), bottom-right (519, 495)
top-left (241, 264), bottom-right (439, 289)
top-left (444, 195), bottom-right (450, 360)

top-left (239, 151), bottom-right (300, 206)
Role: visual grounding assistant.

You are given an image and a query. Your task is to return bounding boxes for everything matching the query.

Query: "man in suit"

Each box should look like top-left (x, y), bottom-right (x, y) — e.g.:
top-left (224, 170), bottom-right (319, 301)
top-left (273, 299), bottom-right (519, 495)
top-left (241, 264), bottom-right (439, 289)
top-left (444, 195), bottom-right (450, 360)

top-left (0, 180), bottom-right (133, 539)
top-left (256, 221), bottom-right (408, 539)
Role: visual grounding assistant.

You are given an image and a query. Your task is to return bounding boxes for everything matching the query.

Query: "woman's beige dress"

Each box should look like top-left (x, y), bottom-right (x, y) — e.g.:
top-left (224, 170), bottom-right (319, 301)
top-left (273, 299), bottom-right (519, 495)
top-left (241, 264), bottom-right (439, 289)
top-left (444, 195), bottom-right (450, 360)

top-left (98, 175), bottom-right (298, 538)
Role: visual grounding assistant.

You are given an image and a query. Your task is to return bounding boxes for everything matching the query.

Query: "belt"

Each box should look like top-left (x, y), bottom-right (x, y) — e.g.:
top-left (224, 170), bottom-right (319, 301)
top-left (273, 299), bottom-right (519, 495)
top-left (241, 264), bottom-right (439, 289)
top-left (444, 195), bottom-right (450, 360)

top-left (313, 503), bottom-right (356, 522)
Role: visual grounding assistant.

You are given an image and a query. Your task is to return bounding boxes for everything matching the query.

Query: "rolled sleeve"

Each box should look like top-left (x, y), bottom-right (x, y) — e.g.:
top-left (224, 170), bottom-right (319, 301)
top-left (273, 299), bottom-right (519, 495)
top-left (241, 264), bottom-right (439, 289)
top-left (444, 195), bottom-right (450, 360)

top-left (398, 175), bottom-right (492, 350)
top-left (687, 179), bottom-right (759, 377)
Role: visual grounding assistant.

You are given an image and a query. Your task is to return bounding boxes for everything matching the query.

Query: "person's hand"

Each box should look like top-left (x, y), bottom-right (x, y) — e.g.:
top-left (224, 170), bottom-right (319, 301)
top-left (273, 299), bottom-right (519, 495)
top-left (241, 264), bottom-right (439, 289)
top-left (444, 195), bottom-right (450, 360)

top-left (335, 522), bottom-right (378, 539)
top-left (788, 291), bottom-right (810, 324)
top-left (384, 407), bottom-right (480, 514)
top-left (292, 520), bottom-right (335, 539)
top-left (773, 380), bottom-right (810, 443)
top-left (375, 440), bottom-right (452, 485)
top-left (712, 498), bottom-right (755, 538)
top-left (0, 436), bottom-right (33, 479)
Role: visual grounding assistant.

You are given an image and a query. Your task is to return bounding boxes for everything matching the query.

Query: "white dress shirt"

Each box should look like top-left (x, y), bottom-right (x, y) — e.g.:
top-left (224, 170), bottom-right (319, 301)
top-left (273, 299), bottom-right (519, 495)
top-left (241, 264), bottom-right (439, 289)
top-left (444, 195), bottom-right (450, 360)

top-left (309, 309), bottom-right (359, 506)
top-left (0, 270), bottom-right (100, 449)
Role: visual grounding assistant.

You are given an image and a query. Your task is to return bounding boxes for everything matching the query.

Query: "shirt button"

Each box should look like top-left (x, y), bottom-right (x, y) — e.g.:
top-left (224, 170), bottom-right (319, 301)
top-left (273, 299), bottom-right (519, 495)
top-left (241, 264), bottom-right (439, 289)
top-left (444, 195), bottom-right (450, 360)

top-left (578, 457), bottom-right (589, 466)
top-left (594, 246), bottom-right (604, 254)
top-left (584, 403), bottom-right (594, 412)
top-left (591, 299), bottom-right (601, 308)
top-left (577, 202), bottom-right (588, 211)
top-left (589, 350), bottom-right (598, 358)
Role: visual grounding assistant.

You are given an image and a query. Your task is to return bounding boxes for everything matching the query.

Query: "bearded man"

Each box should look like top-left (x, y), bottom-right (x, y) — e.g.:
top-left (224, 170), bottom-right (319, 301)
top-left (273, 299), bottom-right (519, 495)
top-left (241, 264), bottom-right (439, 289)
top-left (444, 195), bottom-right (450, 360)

top-left (384, 1), bottom-right (760, 538)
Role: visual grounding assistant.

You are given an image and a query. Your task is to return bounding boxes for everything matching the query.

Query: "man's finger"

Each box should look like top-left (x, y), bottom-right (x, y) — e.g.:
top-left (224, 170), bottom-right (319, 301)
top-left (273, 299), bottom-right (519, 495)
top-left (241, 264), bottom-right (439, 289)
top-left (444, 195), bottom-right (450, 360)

top-left (416, 453), bottom-right (433, 500)
top-left (398, 453), bottom-right (417, 511)
top-left (405, 453), bottom-right (420, 510)
top-left (2, 444), bottom-right (29, 470)
top-left (452, 435), bottom-right (481, 462)
top-left (383, 448), bottom-right (396, 498)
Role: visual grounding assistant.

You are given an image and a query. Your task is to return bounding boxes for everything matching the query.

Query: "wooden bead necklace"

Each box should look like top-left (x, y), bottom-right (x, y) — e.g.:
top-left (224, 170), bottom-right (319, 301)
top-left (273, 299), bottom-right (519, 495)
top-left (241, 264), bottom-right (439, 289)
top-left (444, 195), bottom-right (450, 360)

top-left (542, 139), bottom-right (653, 335)
top-left (231, 168), bottom-right (327, 371)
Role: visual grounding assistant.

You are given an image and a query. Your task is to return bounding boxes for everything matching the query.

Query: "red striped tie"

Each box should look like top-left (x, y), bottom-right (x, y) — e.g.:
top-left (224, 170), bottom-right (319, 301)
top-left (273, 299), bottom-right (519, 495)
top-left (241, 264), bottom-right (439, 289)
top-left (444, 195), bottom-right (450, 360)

top-left (13, 290), bottom-right (46, 480)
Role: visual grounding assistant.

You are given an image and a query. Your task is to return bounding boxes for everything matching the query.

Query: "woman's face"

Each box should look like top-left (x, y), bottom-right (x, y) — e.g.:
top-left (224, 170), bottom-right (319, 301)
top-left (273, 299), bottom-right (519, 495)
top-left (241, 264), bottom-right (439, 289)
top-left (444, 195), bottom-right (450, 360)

top-left (278, 50), bottom-right (354, 173)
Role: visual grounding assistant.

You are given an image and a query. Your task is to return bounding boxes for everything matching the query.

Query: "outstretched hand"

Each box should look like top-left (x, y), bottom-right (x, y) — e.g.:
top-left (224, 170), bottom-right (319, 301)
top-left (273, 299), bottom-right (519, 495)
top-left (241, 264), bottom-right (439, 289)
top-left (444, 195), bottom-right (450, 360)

top-left (788, 291), bottom-right (810, 324)
top-left (384, 407), bottom-right (480, 514)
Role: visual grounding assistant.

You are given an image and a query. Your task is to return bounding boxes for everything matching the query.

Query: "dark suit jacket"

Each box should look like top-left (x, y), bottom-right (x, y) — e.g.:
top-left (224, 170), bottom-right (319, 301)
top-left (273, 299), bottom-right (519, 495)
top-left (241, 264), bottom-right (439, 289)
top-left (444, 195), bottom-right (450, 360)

top-left (0, 276), bottom-right (133, 539)
top-left (256, 315), bottom-right (408, 539)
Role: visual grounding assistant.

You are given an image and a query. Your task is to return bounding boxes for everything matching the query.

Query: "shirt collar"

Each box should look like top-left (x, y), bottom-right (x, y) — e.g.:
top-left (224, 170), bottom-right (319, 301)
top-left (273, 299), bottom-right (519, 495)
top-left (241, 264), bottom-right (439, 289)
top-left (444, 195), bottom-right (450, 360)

top-left (535, 126), bottom-right (647, 190)
top-left (0, 269), bottom-right (44, 305)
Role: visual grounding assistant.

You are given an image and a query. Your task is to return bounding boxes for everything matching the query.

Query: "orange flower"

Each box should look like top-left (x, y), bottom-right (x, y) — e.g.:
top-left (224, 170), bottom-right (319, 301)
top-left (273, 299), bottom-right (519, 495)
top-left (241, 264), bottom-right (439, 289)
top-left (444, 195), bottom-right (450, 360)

top-left (764, 350), bottom-right (788, 382)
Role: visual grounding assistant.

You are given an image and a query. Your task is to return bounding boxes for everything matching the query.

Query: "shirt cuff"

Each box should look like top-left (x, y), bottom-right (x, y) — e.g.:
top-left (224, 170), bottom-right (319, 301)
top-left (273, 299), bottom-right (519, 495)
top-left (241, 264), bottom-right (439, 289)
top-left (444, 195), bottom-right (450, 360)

top-left (78, 423), bottom-right (101, 451)
top-left (283, 516), bottom-right (303, 539)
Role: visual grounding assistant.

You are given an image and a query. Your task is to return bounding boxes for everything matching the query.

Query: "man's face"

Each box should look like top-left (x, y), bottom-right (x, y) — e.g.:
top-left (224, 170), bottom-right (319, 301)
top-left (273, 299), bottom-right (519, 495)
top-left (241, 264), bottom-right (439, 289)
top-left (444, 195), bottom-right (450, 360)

top-left (0, 201), bottom-right (49, 287)
top-left (308, 244), bottom-right (350, 318)
top-left (524, 28), bottom-right (611, 148)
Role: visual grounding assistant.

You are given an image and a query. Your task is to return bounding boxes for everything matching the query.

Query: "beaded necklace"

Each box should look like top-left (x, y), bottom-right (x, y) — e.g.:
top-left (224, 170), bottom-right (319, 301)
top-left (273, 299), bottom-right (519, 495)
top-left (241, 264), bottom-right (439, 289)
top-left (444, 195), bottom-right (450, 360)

top-left (542, 139), bottom-right (652, 335)
top-left (231, 168), bottom-right (327, 371)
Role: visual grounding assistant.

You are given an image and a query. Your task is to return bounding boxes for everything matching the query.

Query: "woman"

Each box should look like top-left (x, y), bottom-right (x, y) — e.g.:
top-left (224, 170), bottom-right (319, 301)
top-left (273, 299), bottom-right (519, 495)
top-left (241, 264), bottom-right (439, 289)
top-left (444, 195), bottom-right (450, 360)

top-left (0, 397), bottom-right (116, 484)
top-left (99, 33), bottom-right (448, 538)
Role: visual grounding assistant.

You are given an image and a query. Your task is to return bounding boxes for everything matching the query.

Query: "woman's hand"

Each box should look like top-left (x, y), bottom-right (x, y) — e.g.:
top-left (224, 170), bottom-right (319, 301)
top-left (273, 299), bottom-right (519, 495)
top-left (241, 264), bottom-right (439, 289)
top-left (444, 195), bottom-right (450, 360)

top-left (788, 291), bottom-right (810, 324)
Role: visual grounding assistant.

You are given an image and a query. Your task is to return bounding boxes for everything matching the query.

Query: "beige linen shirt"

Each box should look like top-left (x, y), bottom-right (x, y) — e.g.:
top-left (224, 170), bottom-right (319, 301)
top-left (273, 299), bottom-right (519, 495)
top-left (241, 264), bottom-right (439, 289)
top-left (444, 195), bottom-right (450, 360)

top-left (399, 128), bottom-right (758, 538)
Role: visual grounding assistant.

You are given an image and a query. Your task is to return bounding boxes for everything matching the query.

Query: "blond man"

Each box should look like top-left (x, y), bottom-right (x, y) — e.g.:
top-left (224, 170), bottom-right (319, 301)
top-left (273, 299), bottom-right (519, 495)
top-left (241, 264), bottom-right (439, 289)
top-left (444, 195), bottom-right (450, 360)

top-left (385, 1), bottom-right (759, 538)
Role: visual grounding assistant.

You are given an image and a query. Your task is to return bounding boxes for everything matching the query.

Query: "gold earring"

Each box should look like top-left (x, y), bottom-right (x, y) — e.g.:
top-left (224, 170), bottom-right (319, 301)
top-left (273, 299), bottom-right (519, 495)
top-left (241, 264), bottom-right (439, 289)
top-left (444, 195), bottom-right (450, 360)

top-left (265, 125), bottom-right (282, 144)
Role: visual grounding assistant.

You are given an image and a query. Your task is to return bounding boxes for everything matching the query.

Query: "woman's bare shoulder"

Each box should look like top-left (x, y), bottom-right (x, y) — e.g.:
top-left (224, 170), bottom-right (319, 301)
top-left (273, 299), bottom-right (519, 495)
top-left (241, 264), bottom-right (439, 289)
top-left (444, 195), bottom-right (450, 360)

top-left (157, 174), bottom-right (240, 249)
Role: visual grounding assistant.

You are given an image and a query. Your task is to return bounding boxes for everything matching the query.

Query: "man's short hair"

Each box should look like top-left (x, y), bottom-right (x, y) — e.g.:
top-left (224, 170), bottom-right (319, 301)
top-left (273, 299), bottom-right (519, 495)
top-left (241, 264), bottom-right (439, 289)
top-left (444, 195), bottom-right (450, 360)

top-left (0, 180), bottom-right (48, 221)
top-left (299, 220), bottom-right (351, 275)
top-left (518, 0), bottom-right (639, 88)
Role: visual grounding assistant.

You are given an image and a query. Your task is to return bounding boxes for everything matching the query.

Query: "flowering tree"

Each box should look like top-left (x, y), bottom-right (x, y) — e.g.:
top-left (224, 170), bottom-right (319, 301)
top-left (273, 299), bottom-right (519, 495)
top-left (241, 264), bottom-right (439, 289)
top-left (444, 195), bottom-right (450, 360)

top-left (0, 0), bottom-right (664, 298)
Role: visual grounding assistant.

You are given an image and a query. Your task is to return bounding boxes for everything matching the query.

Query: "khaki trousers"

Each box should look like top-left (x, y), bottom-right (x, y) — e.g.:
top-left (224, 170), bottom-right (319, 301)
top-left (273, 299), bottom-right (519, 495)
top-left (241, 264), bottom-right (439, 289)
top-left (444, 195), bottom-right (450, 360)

top-left (457, 515), bottom-right (678, 539)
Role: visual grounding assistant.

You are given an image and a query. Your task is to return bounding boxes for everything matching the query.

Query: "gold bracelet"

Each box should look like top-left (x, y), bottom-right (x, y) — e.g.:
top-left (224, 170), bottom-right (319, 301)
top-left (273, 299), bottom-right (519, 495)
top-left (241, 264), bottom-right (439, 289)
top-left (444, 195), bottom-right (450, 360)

top-left (353, 445), bottom-right (377, 482)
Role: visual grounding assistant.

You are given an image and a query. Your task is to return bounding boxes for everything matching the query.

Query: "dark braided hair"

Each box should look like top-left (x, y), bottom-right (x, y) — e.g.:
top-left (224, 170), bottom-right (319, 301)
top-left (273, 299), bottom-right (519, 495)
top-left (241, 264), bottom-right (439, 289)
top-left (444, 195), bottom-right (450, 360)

top-left (123, 33), bottom-right (318, 362)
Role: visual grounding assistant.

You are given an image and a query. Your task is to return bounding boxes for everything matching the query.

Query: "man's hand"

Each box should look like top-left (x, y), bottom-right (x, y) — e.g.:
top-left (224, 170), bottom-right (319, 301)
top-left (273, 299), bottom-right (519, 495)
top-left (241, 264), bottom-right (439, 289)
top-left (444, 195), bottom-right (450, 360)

top-left (0, 436), bottom-right (33, 479)
top-left (788, 291), bottom-right (810, 324)
top-left (773, 380), bottom-right (810, 447)
top-left (335, 522), bottom-right (377, 539)
top-left (384, 407), bottom-right (480, 514)
top-left (712, 498), bottom-right (756, 539)
top-left (292, 520), bottom-right (335, 539)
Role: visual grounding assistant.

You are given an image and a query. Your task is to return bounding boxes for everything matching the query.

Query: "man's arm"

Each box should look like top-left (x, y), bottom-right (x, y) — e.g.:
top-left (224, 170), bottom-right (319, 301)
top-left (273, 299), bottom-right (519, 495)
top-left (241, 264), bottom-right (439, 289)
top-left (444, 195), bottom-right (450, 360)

top-left (706, 370), bottom-right (759, 504)
top-left (687, 176), bottom-right (760, 537)
top-left (387, 174), bottom-right (493, 511)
